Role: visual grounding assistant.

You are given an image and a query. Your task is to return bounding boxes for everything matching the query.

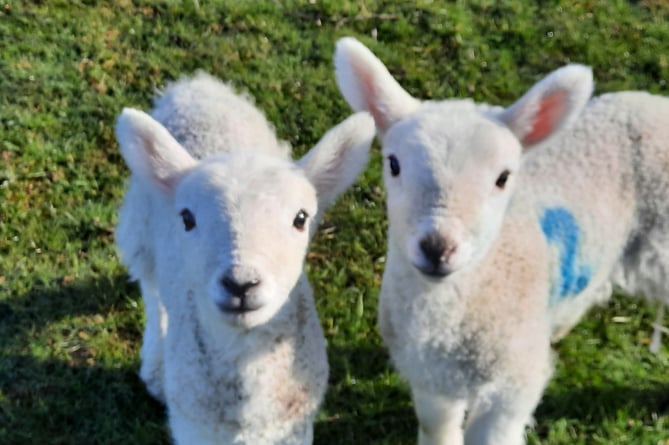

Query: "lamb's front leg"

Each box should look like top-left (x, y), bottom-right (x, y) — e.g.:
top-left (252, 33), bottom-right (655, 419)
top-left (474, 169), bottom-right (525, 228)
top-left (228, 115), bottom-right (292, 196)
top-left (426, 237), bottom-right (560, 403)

top-left (413, 388), bottom-right (466, 445)
top-left (463, 383), bottom-right (546, 445)
top-left (138, 280), bottom-right (167, 403)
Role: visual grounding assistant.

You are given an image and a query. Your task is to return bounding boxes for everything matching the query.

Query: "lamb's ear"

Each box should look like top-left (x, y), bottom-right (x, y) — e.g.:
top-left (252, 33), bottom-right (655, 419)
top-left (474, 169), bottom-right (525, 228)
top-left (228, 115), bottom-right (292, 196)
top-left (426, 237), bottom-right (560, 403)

top-left (115, 108), bottom-right (196, 192)
top-left (335, 37), bottom-right (420, 134)
top-left (498, 64), bottom-right (593, 148)
top-left (298, 112), bottom-right (375, 211)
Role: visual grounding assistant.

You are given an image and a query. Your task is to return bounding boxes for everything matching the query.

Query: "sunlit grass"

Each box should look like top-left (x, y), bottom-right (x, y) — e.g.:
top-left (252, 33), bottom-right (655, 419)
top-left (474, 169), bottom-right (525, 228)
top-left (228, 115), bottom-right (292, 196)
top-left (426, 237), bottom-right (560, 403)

top-left (1, 1), bottom-right (668, 443)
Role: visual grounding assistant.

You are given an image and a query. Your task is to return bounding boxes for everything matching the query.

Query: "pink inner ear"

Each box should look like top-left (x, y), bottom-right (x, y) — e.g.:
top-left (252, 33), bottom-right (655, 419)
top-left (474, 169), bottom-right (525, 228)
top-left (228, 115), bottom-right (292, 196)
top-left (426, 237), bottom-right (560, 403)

top-left (353, 57), bottom-right (389, 131)
top-left (523, 91), bottom-right (567, 146)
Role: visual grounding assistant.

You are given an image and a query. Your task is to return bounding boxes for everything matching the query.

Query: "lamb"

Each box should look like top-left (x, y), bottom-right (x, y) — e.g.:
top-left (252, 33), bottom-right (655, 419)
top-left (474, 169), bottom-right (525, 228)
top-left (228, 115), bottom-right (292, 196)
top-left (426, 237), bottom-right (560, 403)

top-left (114, 71), bottom-right (375, 444)
top-left (334, 37), bottom-right (669, 444)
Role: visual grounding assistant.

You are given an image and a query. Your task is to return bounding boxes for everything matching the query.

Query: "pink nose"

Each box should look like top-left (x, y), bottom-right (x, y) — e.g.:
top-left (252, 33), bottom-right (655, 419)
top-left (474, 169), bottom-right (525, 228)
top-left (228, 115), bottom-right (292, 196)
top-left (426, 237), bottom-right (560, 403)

top-left (418, 233), bottom-right (457, 276)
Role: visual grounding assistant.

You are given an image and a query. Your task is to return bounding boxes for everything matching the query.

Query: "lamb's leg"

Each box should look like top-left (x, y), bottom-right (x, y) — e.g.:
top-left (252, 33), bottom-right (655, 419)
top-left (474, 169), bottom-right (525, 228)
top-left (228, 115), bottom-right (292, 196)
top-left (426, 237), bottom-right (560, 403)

top-left (300, 423), bottom-right (314, 445)
top-left (463, 384), bottom-right (545, 445)
top-left (650, 303), bottom-right (666, 354)
top-left (412, 388), bottom-right (466, 445)
top-left (138, 280), bottom-right (167, 403)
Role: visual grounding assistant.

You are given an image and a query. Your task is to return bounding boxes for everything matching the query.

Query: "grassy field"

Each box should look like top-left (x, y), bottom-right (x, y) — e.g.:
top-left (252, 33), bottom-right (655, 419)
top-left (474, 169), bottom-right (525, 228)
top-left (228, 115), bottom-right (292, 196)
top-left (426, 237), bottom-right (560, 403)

top-left (2, 1), bottom-right (669, 444)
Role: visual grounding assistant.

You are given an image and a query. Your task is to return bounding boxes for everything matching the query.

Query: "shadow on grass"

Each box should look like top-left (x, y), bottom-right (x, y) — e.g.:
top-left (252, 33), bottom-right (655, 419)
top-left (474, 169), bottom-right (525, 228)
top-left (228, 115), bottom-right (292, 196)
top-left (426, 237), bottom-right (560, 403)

top-left (317, 343), bottom-right (416, 445)
top-left (0, 354), bottom-right (168, 445)
top-left (0, 273), bottom-right (168, 444)
top-left (536, 384), bottom-right (669, 427)
top-left (328, 341), bottom-right (391, 381)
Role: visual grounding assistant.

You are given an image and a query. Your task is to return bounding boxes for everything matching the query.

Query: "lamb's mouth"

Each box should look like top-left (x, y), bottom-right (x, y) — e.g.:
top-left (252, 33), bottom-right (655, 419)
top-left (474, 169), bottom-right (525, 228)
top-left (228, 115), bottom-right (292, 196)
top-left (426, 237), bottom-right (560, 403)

top-left (217, 297), bottom-right (262, 314)
top-left (413, 261), bottom-right (452, 279)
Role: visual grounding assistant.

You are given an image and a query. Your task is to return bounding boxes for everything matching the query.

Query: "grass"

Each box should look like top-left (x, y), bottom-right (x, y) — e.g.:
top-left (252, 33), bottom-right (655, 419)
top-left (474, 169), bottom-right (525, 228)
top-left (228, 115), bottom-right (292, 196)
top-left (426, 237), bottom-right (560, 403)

top-left (1, 0), bottom-right (669, 443)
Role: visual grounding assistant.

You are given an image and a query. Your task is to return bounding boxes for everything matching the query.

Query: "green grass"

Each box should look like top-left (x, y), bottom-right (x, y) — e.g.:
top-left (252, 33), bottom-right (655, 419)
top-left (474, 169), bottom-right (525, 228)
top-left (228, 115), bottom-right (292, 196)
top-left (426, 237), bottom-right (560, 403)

top-left (1, 1), bottom-right (669, 443)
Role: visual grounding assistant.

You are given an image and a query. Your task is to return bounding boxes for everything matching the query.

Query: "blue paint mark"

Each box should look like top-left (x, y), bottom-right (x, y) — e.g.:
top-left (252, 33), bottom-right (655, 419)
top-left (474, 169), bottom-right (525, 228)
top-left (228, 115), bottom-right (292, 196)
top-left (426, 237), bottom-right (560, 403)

top-left (540, 207), bottom-right (591, 303)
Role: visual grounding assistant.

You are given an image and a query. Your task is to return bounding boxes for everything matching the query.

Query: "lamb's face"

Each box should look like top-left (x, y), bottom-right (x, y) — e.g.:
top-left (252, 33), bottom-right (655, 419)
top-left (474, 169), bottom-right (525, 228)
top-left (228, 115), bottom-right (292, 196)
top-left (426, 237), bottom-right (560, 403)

top-left (173, 153), bottom-right (318, 328)
top-left (116, 106), bottom-right (374, 327)
top-left (334, 36), bottom-right (594, 280)
top-left (382, 103), bottom-right (522, 277)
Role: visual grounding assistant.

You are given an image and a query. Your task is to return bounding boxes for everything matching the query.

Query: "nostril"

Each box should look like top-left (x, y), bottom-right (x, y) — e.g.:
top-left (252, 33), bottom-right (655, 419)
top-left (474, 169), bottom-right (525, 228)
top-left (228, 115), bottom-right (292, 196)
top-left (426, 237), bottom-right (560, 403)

top-left (220, 275), bottom-right (238, 295)
top-left (242, 278), bottom-right (260, 292)
top-left (221, 275), bottom-right (261, 296)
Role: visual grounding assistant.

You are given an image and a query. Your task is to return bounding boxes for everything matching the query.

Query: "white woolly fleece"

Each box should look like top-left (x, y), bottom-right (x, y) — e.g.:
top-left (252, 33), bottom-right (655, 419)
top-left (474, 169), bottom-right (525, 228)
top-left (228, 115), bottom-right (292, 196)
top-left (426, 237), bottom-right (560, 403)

top-left (115, 71), bottom-right (375, 444)
top-left (335, 36), bottom-right (669, 445)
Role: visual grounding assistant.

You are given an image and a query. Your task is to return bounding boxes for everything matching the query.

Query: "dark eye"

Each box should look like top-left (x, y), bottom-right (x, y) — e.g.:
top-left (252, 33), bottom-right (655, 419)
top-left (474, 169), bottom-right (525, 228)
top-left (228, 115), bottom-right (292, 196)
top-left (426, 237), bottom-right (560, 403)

top-left (180, 208), bottom-right (196, 231)
top-left (495, 170), bottom-right (511, 189)
top-left (293, 209), bottom-right (308, 231)
top-left (388, 155), bottom-right (400, 177)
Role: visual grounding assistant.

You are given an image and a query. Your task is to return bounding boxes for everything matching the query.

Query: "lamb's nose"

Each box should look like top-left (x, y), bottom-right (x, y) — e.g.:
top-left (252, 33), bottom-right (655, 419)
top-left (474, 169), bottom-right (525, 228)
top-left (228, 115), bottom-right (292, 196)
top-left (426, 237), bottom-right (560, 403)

top-left (419, 233), bottom-right (456, 276)
top-left (220, 274), bottom-right (261, 297)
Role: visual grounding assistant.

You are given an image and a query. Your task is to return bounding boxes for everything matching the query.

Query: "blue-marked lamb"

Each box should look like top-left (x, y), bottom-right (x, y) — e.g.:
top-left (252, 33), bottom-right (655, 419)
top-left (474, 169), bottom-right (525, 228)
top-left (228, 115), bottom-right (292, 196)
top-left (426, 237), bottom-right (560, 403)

top-left (335, 37), bottom-right (669, 444)
top-left (115, 71), bottom-right (375, 444)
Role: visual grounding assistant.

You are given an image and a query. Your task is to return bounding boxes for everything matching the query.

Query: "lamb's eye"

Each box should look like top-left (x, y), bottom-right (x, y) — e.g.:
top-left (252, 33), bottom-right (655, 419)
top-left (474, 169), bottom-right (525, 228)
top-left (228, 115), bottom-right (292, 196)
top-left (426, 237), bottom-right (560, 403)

top-left (180, 208), bottom-right (196, 231)
top-left (388, 155), bottom-right (400, 177)
top-left (495, 170), bottom-right (511, 189)
top-left (293, 209), bottom-right (308, 231)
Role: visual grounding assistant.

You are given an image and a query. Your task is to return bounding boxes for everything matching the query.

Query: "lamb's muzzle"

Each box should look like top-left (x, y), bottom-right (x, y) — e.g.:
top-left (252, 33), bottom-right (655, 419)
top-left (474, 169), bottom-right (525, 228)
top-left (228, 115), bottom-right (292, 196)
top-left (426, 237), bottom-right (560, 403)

top-left (219, 269), bottom-right (262, 314)
top-left (417, 232), bottom-right (457, 277)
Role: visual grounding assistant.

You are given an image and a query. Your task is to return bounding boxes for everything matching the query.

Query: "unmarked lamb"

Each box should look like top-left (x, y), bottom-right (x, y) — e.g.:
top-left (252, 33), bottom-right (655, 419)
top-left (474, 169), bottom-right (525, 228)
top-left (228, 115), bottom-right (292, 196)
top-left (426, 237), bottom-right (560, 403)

top-left (115, 72), bottom-right (374, 444)
top-left (335, 37), bottom-right (669, 444)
